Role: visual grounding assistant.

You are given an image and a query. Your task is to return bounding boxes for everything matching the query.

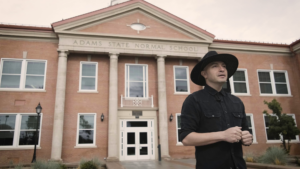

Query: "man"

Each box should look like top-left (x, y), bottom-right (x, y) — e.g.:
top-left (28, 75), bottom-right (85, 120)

top-left (180, 51), bottom-right (253, 169)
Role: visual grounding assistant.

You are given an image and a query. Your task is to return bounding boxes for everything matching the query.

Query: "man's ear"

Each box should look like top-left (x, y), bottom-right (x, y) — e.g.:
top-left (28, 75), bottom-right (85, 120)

top-left (201, 71), bottom-right (207, 79)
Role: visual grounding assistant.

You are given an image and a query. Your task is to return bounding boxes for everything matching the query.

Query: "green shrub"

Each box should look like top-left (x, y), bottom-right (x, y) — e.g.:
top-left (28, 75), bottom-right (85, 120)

top-left (14, 164), bottom-right (23, 169)
top-left (79, 157), bottom-right (102, 169)
top-left (60, 164), bottom-right (67, 169)
top-left (258, 147), bottom-right (288, 165)
top-left (295, 157), bottom-right (300, 166)
top-left (31, 160), bottom-right (61, 169)
top-left (244, 153), bottom-right (257, 163)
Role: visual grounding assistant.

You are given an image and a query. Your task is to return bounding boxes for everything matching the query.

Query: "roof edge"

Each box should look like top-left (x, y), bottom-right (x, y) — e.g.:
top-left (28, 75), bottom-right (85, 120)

top-left (0, 24), bottom-right (53, 32)
top-left (213, 39), bottom-right (289, 47)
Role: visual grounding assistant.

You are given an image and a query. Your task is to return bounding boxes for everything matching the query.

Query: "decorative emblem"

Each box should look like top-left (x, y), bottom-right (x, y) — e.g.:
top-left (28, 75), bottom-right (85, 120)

top-left (127, 19), bottom-right (150, 34)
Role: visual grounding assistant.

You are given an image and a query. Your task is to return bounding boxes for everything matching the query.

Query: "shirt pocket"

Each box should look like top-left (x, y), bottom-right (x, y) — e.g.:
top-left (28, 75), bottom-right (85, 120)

top-left (231, 102), bottom-right (244, 127)
top-left (203, 111), bottom-right (222, 132)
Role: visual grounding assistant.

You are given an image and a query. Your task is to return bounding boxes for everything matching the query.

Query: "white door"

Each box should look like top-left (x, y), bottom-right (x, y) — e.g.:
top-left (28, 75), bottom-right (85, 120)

top-left (120, 120), bottom-right (155, 161)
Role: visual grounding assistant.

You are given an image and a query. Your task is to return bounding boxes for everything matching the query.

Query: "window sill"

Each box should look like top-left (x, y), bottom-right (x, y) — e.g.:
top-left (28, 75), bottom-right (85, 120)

top-left (74, 145), bottom-right (97, 149)
top-left (77, 91), bottom-right (98, 93)
top-left (176, 143), bottom-right (183, 146)
top-left (0, 89), bottom-right (46, 92)
top-left (0, 146), bottom-right (41, 150)
top-left (174, 92), bottom-right (190, 95)
top-left (124, 97), bottom-right (150, 100)
top-left (260, 94), bottom-right (293, 97)
top-left (233, 94), bottom-right (251, 96)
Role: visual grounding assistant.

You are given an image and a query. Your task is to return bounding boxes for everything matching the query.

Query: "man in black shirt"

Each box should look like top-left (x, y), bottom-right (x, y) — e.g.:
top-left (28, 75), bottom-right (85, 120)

top-left (180, 51), bottom-right (253, 169)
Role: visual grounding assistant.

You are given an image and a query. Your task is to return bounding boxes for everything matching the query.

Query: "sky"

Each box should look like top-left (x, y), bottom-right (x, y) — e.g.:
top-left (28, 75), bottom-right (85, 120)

top-left (0, 0), bottom-right (299, 44)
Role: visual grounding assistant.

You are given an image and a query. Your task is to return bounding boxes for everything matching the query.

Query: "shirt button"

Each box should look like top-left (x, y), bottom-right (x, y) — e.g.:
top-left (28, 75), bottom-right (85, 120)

top-left (238, 115), bottom-right (240, 117)
top-left (227, 124), bottom-right (230, 126)
top-left (212, 115), bottom-right (214, 117)
top-left (225, 111), bottom-right (227, 113)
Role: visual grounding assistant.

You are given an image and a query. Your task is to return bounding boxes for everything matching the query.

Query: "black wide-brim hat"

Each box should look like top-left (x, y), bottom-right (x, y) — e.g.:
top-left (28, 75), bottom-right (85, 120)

top-left (191, 51), bottom-right (239, 86)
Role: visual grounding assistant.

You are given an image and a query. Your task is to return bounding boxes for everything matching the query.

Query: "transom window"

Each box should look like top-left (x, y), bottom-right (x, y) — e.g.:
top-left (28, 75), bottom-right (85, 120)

top-left (229, 69), bottom-right (250, 95)
top-left (258, 70), bottom-right (290, 95)
top-left (76, 114), bottom-right (96, 146)
top-left (0, 59), bottom-right (47, 90)
top-left (173, 66), bottom-right (190, 94)
top-left (79, 62), bottom-right (98, 91)
top-left (263, 114), bottom-right (299, 142)
top-left (0, 114), bottom-right (42, 148)
top-left (125, 64), bottom-right (148, 98)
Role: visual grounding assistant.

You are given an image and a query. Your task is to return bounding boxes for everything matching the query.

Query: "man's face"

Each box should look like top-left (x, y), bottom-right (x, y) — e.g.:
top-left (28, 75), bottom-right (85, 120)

top-left (201, 61), bottom-right (227, 85)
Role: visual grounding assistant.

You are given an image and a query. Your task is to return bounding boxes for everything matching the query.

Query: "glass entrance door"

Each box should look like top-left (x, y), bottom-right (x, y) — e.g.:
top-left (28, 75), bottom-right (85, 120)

top-left (120, 120), bottom-right (155, 161)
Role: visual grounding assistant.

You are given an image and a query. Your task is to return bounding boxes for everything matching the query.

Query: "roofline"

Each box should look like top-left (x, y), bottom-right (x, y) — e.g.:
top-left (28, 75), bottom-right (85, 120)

top-left (290, 39), bottom-right (300, 47)
top-left (213, 39), bottom-right (289, 47)
top-left (51, 0), bottom-right (215, 38)
top-left (0, 24), bottom-right (53, 32)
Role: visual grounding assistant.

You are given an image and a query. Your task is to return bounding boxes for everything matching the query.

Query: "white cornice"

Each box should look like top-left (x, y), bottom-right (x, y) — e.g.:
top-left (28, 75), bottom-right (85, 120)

top-left (292, 43), bottom-right (300, 53)
top-left (209, 42), bottom-right (290, 55)
top-left (53, 3), bottom-right (214, 43)
top-left (56, 31), bottom-right (210, 44)
top-left (0, 28), bottom-right (58, 43)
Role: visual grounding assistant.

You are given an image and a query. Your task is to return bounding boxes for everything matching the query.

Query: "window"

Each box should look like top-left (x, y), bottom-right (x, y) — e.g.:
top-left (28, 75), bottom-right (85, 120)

top-left (176, 114), bottom-right (182, 144)
top-left (229, 69), bottom-right (250, 95)
top-left (76, 114), bottom-right (96, 146)
top-left (263, 114), bottom-right (299, 142)
top-left (246, 114), bottom-right (257, 143)
top-left (0, 59), bottom-right (47, 90)
top-left (125, 64), bottom-right (148, 98)
top-left (0, 114), bottom-right (42, 148)
top-left (258, 70), bottom-right (290, 95)
top-left (79, 62), bottom-right (98, 91)
top-left (173, 66), bottom-right (190, 94)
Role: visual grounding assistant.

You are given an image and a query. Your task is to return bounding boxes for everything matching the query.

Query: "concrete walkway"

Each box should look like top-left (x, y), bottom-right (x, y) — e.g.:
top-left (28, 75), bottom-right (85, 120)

top-left (119, 159), bottom-right (195, 169)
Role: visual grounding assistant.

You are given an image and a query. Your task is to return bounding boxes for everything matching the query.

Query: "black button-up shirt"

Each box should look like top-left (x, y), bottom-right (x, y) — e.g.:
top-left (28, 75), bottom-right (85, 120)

top-left (180, 85), bottom-right (249, 169)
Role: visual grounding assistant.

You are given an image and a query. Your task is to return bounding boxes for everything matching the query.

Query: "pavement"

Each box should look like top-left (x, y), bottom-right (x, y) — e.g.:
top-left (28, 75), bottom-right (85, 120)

top-left (119, 159), bottom-right (195, 169)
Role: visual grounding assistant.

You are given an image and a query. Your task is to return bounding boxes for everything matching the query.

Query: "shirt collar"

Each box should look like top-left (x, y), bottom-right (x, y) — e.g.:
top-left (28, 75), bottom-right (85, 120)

top-left (204, 84), bottom-right (226, 96)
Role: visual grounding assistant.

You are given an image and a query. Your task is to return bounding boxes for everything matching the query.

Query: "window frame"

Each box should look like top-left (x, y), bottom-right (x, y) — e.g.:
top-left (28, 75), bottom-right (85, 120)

top-left (75, 113), bottom-right (97, 147)
top-left (173, 66), bottom-right (190, 94)
top-left (0, 58), bottom-right (47, 92)
top-left (176, 113), bottom-right (182, 145)
top-left (0, 113), bottom-right (43, 150)
top-left (229, 68), bottom-right (250, 96)
top-left (124, 64), bottom-right (148, 99)
top-left (79, 61), bottom-right (98, 92)
top-left (246, 113), bottom-right (257, 143)
top-left (257, 69), bottom-right (291, 96)
top-left (263, 114), bottom-right (299, 143)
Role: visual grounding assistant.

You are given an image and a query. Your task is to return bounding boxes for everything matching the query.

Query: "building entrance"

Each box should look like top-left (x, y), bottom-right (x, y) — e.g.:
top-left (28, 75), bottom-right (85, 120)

top-left (120, 120), bottom-right (155, 161)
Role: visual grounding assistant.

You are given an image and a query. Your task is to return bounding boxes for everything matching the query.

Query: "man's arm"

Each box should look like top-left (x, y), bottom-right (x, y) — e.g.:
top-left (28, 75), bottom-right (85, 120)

top-left (182, 127), bottom-right (243, 146)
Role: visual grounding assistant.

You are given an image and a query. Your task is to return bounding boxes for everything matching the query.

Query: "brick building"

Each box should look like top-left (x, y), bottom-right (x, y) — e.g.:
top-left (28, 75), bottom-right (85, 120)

top-left (0, 0), bottom-right (299, 164)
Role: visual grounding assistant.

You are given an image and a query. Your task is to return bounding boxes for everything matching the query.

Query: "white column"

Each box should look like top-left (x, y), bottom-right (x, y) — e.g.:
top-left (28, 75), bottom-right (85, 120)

top-left (107, 52), bottom-right (119, 161)
top-left (156, 55), bottom-right (170, 158)
top-left (51, 50), bottom-right (68, 161)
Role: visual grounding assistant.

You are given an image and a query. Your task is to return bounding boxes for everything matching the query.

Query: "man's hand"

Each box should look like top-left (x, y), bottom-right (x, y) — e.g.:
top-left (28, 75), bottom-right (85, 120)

top-left (241, 130), bottom-right (253, 146)
top-left (222, 127), bottom-right (242, 143)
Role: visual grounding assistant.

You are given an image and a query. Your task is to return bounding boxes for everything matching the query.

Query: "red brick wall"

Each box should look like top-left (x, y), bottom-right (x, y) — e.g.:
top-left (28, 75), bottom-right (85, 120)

top-left (0, 39), bottom-right (58, 165)
top-left (62, 53), bottom-right (109, 163)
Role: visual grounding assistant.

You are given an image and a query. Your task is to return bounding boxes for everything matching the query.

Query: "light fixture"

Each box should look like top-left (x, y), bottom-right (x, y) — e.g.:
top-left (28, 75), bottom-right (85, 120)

top-left (36, 103), bottom-right (42, 115)
top-left (101, 113), bottom-right (104, 122)
top-left (169, 114), bottom-right (173, 122)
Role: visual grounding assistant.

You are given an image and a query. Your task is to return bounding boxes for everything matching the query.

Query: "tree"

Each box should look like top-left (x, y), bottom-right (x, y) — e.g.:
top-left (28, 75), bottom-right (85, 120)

top-left (263, 99), bottom-right (300, 154)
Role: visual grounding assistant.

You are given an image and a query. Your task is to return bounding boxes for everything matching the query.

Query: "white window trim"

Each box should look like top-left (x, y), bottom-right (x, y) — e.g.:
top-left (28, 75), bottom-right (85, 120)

top-left (124, 64), bottom-right (148, 99)
top-left (246, 113), bottom-right (257, 143)
top-left (229, 68), bottom-right (251, 96)
top-left (75, 113), bottom-right (97, 148)
top-left (0, 58), bottom-right (47, 92)
top-left (257, 69), bottom-right (292, 96)
top-left (0, 113), bottom-right (43, 150)
top-left (176, 113), bottom-right (183, 145)
top-left (78, 61), bottom-right (98, 92)
top-left (263, 114), bottom-right (299, 143)
top-left (173, 66), bottom-right (190, 95)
